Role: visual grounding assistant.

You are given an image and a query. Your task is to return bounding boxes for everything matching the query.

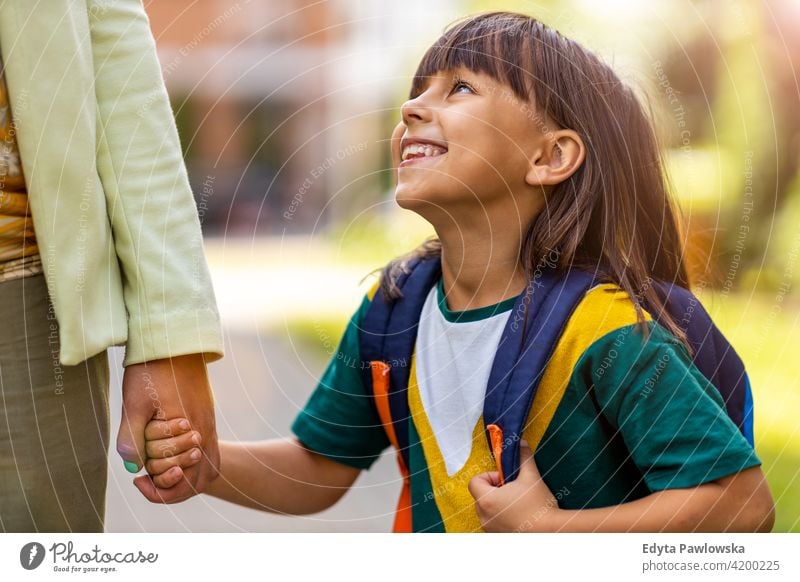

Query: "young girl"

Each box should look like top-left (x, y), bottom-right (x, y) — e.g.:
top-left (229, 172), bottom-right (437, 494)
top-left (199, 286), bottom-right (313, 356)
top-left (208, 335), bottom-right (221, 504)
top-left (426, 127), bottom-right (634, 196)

top-left (136, 12), bottom-right (774, 533)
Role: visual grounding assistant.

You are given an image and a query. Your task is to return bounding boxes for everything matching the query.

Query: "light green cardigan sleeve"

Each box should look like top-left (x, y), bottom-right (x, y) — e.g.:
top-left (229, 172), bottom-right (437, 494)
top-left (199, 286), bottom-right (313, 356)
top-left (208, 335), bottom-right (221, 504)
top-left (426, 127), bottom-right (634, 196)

top-left (88, 0), bottom-right (224, 366)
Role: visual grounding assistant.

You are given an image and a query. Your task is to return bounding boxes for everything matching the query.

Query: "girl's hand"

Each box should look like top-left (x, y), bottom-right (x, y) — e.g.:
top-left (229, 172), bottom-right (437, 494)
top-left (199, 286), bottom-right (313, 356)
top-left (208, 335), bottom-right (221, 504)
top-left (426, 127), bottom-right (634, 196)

top-left (136, 418), bottom-right (203, 490)
top-left (467, 441), bottom-right (562, 532)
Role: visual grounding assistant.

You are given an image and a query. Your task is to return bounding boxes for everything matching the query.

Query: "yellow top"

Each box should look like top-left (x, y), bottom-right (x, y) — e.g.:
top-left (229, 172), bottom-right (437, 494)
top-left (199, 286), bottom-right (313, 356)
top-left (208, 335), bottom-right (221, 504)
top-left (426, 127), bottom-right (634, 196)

top-left (0, 56), bottom-right (40, 282)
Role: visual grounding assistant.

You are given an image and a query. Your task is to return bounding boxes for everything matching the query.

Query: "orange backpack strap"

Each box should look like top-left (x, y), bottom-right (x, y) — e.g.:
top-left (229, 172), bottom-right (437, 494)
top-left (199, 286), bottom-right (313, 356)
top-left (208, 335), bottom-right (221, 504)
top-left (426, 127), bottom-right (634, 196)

top-left (370, 361), bottom-right (411, 533)
top-left (370, 361), bottom-right (398, 448)
top-left (359, 256), bottom-right (444, 533)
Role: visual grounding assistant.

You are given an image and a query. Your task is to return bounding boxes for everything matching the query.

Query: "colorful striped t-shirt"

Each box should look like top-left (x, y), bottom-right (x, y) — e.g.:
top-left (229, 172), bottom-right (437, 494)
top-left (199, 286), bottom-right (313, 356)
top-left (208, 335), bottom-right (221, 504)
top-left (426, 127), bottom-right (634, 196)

top-left (291, 276), bottom-right (761, 532)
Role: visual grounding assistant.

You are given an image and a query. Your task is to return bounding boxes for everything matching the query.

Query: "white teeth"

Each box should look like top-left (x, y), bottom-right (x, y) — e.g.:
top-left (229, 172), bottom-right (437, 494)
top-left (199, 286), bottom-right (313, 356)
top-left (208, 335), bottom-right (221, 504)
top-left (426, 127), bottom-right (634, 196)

top-left (401, 143), bottom-right (447, 161)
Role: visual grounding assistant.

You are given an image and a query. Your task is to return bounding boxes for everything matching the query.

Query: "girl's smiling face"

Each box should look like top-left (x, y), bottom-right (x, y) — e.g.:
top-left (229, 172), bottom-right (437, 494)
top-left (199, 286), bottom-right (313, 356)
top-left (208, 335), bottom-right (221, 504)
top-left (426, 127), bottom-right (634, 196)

top-left (392, 67), bottom-right (558, 218)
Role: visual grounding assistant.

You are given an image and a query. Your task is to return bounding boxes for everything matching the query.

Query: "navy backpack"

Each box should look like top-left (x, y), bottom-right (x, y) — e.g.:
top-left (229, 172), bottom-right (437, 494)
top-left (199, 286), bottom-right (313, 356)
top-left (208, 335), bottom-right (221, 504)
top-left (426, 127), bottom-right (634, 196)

top-left (358, 254), bottom-right (754, 531)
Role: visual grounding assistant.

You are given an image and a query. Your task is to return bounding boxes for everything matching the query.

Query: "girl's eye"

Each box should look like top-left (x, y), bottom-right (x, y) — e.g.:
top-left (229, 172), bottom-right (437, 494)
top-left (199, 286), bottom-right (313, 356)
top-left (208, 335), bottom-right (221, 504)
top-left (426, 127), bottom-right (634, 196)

top-left (450, 79), bottom-right (475, 95)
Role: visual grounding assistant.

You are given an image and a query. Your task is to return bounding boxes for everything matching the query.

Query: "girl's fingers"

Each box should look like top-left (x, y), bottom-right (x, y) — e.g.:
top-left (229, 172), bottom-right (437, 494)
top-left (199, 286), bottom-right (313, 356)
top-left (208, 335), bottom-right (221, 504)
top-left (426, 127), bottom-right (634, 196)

top-left (145, 430), bottom-right (202, 459)
top-left (145, 447), bottom-right (203, 475)
top-left (144, 418), bottom-right (192, 440)
top-left (151, 466), bottom-right (185, 489)
top-left (467, 472), bottom-right (500, 499)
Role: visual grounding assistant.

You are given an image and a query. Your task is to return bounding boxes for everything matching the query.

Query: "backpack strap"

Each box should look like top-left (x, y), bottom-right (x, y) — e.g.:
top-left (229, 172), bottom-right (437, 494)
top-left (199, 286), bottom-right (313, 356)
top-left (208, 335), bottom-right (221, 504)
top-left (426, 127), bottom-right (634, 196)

top-left (483, 267), bottom-right (598, 484)
top-left (359, 255), bottom-right (443, 469)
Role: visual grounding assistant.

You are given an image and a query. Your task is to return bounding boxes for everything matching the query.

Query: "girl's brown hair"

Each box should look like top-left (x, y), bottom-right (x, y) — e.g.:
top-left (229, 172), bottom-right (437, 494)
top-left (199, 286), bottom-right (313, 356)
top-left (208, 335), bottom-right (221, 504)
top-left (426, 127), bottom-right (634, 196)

top-left (378, 11), bottom-right (690, 344)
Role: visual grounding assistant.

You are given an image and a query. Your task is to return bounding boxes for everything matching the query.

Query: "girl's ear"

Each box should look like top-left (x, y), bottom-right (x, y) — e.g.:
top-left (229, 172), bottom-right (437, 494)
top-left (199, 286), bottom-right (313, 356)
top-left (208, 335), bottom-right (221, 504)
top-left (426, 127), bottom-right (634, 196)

top-left (525, 129), bottom-right (585, 187)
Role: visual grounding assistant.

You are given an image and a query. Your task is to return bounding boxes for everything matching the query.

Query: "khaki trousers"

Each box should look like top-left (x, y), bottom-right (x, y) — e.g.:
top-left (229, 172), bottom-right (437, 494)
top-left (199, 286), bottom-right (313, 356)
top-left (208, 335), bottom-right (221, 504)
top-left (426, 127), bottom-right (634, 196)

top-left (0, 272), bottom-right (110, 532)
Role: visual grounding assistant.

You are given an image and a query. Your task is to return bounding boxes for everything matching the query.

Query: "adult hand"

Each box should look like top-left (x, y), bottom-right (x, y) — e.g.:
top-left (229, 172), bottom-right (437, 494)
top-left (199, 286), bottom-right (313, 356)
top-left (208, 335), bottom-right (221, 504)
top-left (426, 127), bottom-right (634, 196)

top-left (467, 441), bottom-right (561, 532)
top-left (115, 353), bottom-right (220, 503)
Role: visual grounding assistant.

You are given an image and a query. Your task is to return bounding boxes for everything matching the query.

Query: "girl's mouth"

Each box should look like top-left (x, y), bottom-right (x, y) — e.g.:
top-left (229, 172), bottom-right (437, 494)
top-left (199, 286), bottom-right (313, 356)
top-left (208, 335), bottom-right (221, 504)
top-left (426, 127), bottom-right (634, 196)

top-left (399, 142), bottom-right (448, 167)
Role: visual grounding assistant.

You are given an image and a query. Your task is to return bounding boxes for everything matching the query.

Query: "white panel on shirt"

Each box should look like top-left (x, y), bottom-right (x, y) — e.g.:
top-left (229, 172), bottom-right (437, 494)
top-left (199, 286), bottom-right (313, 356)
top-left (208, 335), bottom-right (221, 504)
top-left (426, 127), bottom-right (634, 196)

top-left (415, 285), bottom-right (512, 477)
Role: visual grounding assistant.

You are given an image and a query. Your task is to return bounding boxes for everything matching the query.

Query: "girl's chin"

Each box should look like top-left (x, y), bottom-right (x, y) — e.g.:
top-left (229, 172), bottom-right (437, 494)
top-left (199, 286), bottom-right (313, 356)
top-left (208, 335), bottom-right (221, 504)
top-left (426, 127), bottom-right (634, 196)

top-left (394, 188), bottom-right (421, 210)
top-left (394, 184), bottom-right (455, 211)
top-left (395, 191), bottom-right (433, 212)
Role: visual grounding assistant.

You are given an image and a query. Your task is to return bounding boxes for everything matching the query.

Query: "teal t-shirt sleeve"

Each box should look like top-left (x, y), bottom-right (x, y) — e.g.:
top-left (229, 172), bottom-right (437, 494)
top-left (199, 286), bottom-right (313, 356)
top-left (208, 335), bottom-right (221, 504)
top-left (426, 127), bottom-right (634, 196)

top-left (290, 293), bottom-right (391, 470)
top-left (588, 321), bottom-right (761, 492)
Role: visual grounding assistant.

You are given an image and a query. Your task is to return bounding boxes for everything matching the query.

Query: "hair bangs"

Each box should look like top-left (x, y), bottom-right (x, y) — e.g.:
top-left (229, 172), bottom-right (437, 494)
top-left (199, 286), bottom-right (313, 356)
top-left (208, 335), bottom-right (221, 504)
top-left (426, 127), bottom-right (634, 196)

top-left (410, 12), bottom-right (536, 102)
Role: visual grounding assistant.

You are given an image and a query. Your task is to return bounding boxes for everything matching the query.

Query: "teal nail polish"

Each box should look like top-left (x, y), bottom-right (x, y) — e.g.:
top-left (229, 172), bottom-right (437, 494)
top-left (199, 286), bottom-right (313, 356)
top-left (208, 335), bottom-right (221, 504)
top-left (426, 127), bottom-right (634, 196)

top-left (124, 460), bottom-right (139, 473)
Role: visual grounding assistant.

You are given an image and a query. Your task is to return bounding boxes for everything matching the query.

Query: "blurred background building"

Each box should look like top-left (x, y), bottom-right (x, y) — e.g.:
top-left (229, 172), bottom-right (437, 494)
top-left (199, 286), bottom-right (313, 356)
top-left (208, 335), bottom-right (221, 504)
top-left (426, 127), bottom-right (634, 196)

top-left (142, 0), bottom-right (800, 289)
top-left (104, 0), bottom-right (800, 533)
top-left (144, 0), bottom-right (459, 235)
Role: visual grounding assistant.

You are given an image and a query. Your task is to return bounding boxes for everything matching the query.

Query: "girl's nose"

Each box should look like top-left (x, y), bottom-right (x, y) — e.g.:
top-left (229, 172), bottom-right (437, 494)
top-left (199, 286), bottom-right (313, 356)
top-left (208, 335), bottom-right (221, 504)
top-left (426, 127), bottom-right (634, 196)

top-left (401, 95), bottom-right (434, 125)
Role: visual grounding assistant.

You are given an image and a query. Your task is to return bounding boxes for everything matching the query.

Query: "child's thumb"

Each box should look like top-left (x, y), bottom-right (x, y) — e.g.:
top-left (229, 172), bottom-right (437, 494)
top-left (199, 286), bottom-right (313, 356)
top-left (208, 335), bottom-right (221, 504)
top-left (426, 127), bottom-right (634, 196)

top-left (468, 472), bottom-right (501, 499)
top-left (517, 440), bottom-right (541, 479)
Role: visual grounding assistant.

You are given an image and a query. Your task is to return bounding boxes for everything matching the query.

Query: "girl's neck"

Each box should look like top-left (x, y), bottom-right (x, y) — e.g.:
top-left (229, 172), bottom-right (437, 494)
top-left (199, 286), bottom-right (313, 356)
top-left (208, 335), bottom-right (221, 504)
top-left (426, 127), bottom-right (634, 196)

top-left (435, 221), bottom-right (530, 313)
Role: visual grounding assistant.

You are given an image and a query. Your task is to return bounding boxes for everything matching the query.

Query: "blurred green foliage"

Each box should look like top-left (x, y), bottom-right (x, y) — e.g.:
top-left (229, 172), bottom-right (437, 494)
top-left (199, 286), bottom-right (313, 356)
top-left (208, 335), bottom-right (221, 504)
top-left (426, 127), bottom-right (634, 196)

top-left (698, 288), bottom-right (800, 532)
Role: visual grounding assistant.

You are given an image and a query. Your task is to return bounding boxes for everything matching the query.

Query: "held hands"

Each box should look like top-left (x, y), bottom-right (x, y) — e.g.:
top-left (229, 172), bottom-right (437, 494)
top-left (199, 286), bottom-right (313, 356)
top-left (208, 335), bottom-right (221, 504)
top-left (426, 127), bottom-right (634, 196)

top-left (116, 353), bottom-right (220, 503)
top-left (467, 441), bottom-right (563, 532)
top-left (134, 418), bottom-right (202, 490)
